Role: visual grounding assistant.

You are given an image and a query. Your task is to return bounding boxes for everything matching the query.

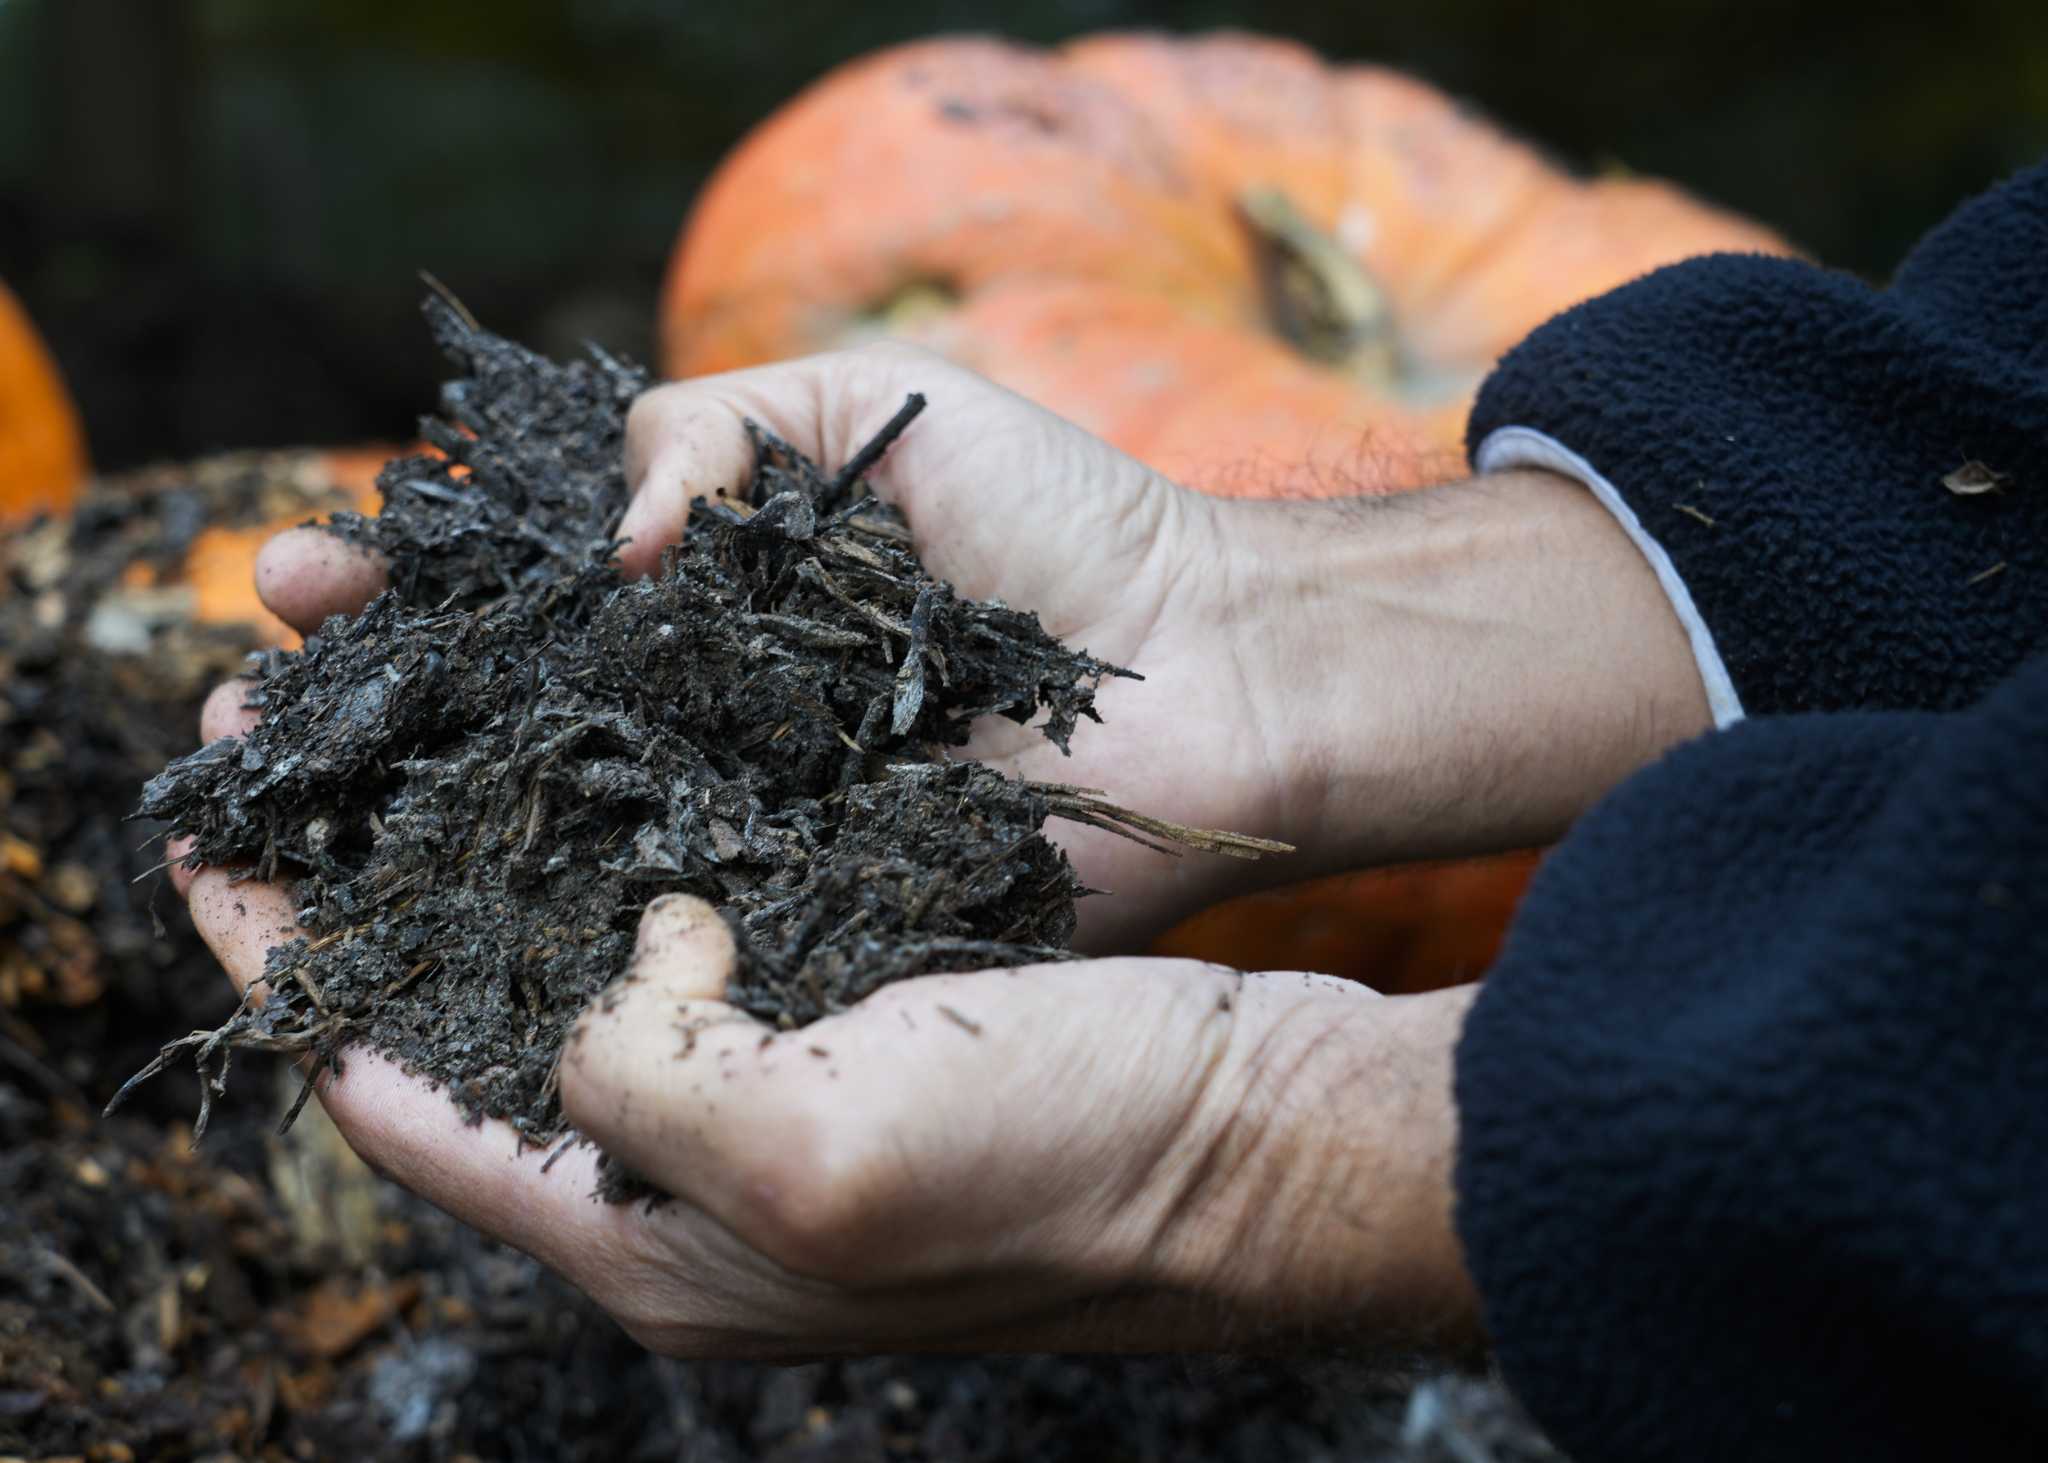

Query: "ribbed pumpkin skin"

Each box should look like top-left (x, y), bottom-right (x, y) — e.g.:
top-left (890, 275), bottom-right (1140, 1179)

top-left (663, 31), bottom-right (1788, 495)
top-left (0, 282), bottom-right (88, 522)
top-left (660, 33), bottom-right (1788, 988)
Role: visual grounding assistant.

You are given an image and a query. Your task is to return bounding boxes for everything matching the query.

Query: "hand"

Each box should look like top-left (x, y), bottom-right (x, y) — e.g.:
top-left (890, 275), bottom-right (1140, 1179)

top-left (260, 343), bottom-right (1712, 952)
top-left (178, 848), bottom-right (1482, 1359)
top-left (617, 345), bottom-right (1716, 945)
top-left (616, 345), bottom-right (1301, 952)
top-left (200, 343), bottom-right (1714, 1362)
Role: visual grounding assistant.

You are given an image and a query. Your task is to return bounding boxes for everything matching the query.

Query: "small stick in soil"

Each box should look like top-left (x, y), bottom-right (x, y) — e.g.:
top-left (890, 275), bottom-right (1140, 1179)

top-left (36, 1245), bottom-right (116, 1313)
top-left (1038, 785), bottom-right (1296, 860)
top-left (829, 393), bottom-right (927, 494)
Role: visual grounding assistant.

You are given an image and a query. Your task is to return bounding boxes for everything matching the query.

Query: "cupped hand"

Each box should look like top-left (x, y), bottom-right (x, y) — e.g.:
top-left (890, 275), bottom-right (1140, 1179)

top-left (262, 342), bottom-right (1714, 953)
top-left (198, 341), bottom-right (1716, 1360)
top-left (177, 784), bottom-right (1479, 1360)
top-left (192, 349), bottom-right (1493, 1360)
top-left (263, 344), bottom-right (1361, 952)
top-left (623, 345), bottom-right (1312, 951)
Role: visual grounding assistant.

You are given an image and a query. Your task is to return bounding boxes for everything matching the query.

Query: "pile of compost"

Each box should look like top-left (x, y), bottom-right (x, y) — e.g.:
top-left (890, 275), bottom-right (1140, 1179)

top-left (3, 452), bottom-right (368, 1095)
top-left (0, 324), bottom-right (1563, 1461)
top-left (130, 297), bottom-right (1277, 1164)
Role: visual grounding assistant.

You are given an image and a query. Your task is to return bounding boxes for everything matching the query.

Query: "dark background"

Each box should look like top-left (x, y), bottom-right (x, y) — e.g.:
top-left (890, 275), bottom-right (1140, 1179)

top-left (5, 0), bottom-right (2045, 472)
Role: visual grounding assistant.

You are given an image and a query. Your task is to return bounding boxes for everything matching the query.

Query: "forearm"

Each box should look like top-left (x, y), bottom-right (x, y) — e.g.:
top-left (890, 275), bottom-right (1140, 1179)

top-left (1235, 467), bottom-right (1711, 876)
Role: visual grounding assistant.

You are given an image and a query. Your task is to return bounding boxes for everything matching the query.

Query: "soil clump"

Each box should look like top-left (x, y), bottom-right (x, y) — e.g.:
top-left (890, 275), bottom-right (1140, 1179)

top-left (0, 351), bottom-right (1560, 1463)
top-left (128, 299), bottom-right (1278, 1177)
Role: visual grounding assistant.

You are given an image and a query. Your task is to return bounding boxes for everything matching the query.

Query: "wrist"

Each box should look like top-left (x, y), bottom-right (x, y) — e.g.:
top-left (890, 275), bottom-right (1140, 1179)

top-left (1254, 469), bottom-right (1712, 869)
top-left (1128, 977), bottom-right (1483, 1352)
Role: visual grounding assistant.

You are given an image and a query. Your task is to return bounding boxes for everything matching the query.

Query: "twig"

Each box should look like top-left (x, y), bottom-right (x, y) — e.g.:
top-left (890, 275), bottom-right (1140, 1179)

top-left (277, 1062), bottom-right (325, 1135)
top-left (829, 393), bottom-right (927, 495)
top-left (418, 270), bottom-right (481, 333)
top-left (540, 1131), bottom-right (580, 1174)
top-left (35, 1245), bottom-right (115, 1313)
top-left (1036, 786), bottom-right (1295, 861)
top-left (844, 514), bottom-right (914, 543)
top-left (287, 960), bottom-right (330, 1016)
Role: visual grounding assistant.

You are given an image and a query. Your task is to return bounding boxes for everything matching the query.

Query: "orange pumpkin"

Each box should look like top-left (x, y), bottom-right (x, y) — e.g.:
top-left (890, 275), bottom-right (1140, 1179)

top-left (663, 32), bottom-right (1788, 495)
top-left (662, 34), bottom-right (1789, 990)
top-left (0, 280), bottom-right (89, 523)
top-left (1152, 856), bottom-right (1535, 996)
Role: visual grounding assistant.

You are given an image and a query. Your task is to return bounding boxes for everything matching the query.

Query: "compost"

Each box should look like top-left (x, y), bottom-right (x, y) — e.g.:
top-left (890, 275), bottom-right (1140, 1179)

top-left (0, 320), bottom-right (1562, 1460)
top-left (128, 297), bottom-right (1285, 1167)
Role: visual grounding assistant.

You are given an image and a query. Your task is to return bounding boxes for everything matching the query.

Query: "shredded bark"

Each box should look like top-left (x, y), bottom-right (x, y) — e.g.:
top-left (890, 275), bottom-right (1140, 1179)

top-left (123, 299), bottom-right (1284, 1191)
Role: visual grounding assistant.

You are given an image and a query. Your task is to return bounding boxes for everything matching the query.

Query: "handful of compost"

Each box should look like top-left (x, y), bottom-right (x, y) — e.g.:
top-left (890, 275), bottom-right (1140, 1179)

top-left (123, 298), bottom-right (1281, 1179)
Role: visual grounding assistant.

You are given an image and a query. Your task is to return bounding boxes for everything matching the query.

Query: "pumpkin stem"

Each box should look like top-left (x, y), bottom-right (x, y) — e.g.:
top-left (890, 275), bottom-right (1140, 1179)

top-left (870, 280), bottom-right (960, 335)
top-left (1238, 186), bottom-right (1400, 386)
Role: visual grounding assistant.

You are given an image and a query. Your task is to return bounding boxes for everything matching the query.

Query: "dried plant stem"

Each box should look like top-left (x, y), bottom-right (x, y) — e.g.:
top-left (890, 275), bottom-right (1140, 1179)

top-left (1035, 783), bottom-right (1295, 860)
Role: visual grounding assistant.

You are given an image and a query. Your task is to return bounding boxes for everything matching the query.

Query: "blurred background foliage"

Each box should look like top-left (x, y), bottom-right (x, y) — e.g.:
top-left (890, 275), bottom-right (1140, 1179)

top-left (3, 0), bottom-right (2045, 469)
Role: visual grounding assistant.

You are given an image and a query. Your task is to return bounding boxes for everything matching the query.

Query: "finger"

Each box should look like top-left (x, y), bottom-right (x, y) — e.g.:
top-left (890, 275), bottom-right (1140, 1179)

top-left (178, 681), bottom-right (264, 900)
top-left (618, 345), bottom-right (951, 582)
top-left (254, 526), bottom-right (389, 635)
top-left (560, 895), bottom-right (755, 1191)
top-left (630, 893), bottom-right (736, 1003)
top-left (183, 866), bottom-right (308, 999)
top-left (562, 962), bottom-right (1001, 1247)
top-left (183, 868), bottom-right (663, 1291)
top-left (623, 346), bottom-right (1172, 629)
top-left (617, 393), bottom-right (756, 579)
top-left (166, 834), bottom-right (201, 900)
top-left (571, 955), bottom-right (1237, 1289)
top-left (199, 677), bottom-right (264, 743)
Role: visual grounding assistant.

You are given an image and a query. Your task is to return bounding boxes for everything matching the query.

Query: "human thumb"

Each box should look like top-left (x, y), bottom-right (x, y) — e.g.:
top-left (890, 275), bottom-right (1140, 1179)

top-left (558, 894), bottom-right (750, 1190)
top-left (622, 892), bottom-right (736, 1002)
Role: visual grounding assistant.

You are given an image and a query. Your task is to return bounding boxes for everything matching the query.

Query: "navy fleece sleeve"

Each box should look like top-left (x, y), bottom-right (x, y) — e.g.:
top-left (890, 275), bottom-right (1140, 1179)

top-left (1450, 163), bottom-right (2048, 1462)
top-left (1455, 661), bottom-right (2048, 1463)
top-left (1468, 163), bottom-right (2048, 717)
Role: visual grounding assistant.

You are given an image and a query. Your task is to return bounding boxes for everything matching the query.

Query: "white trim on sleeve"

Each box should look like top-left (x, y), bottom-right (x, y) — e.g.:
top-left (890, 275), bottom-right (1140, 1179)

top-left (1474, 425), bottom-right (1746, 730)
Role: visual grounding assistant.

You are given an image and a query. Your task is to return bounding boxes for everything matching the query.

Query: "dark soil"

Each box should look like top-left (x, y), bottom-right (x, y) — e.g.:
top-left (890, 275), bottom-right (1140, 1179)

top-left (128, 297), bottom-right (1278, 1174)
top-left (3, 451), bottom-right (368, 1110)
top-left (0, 359), bottom-right (1563, 1463)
